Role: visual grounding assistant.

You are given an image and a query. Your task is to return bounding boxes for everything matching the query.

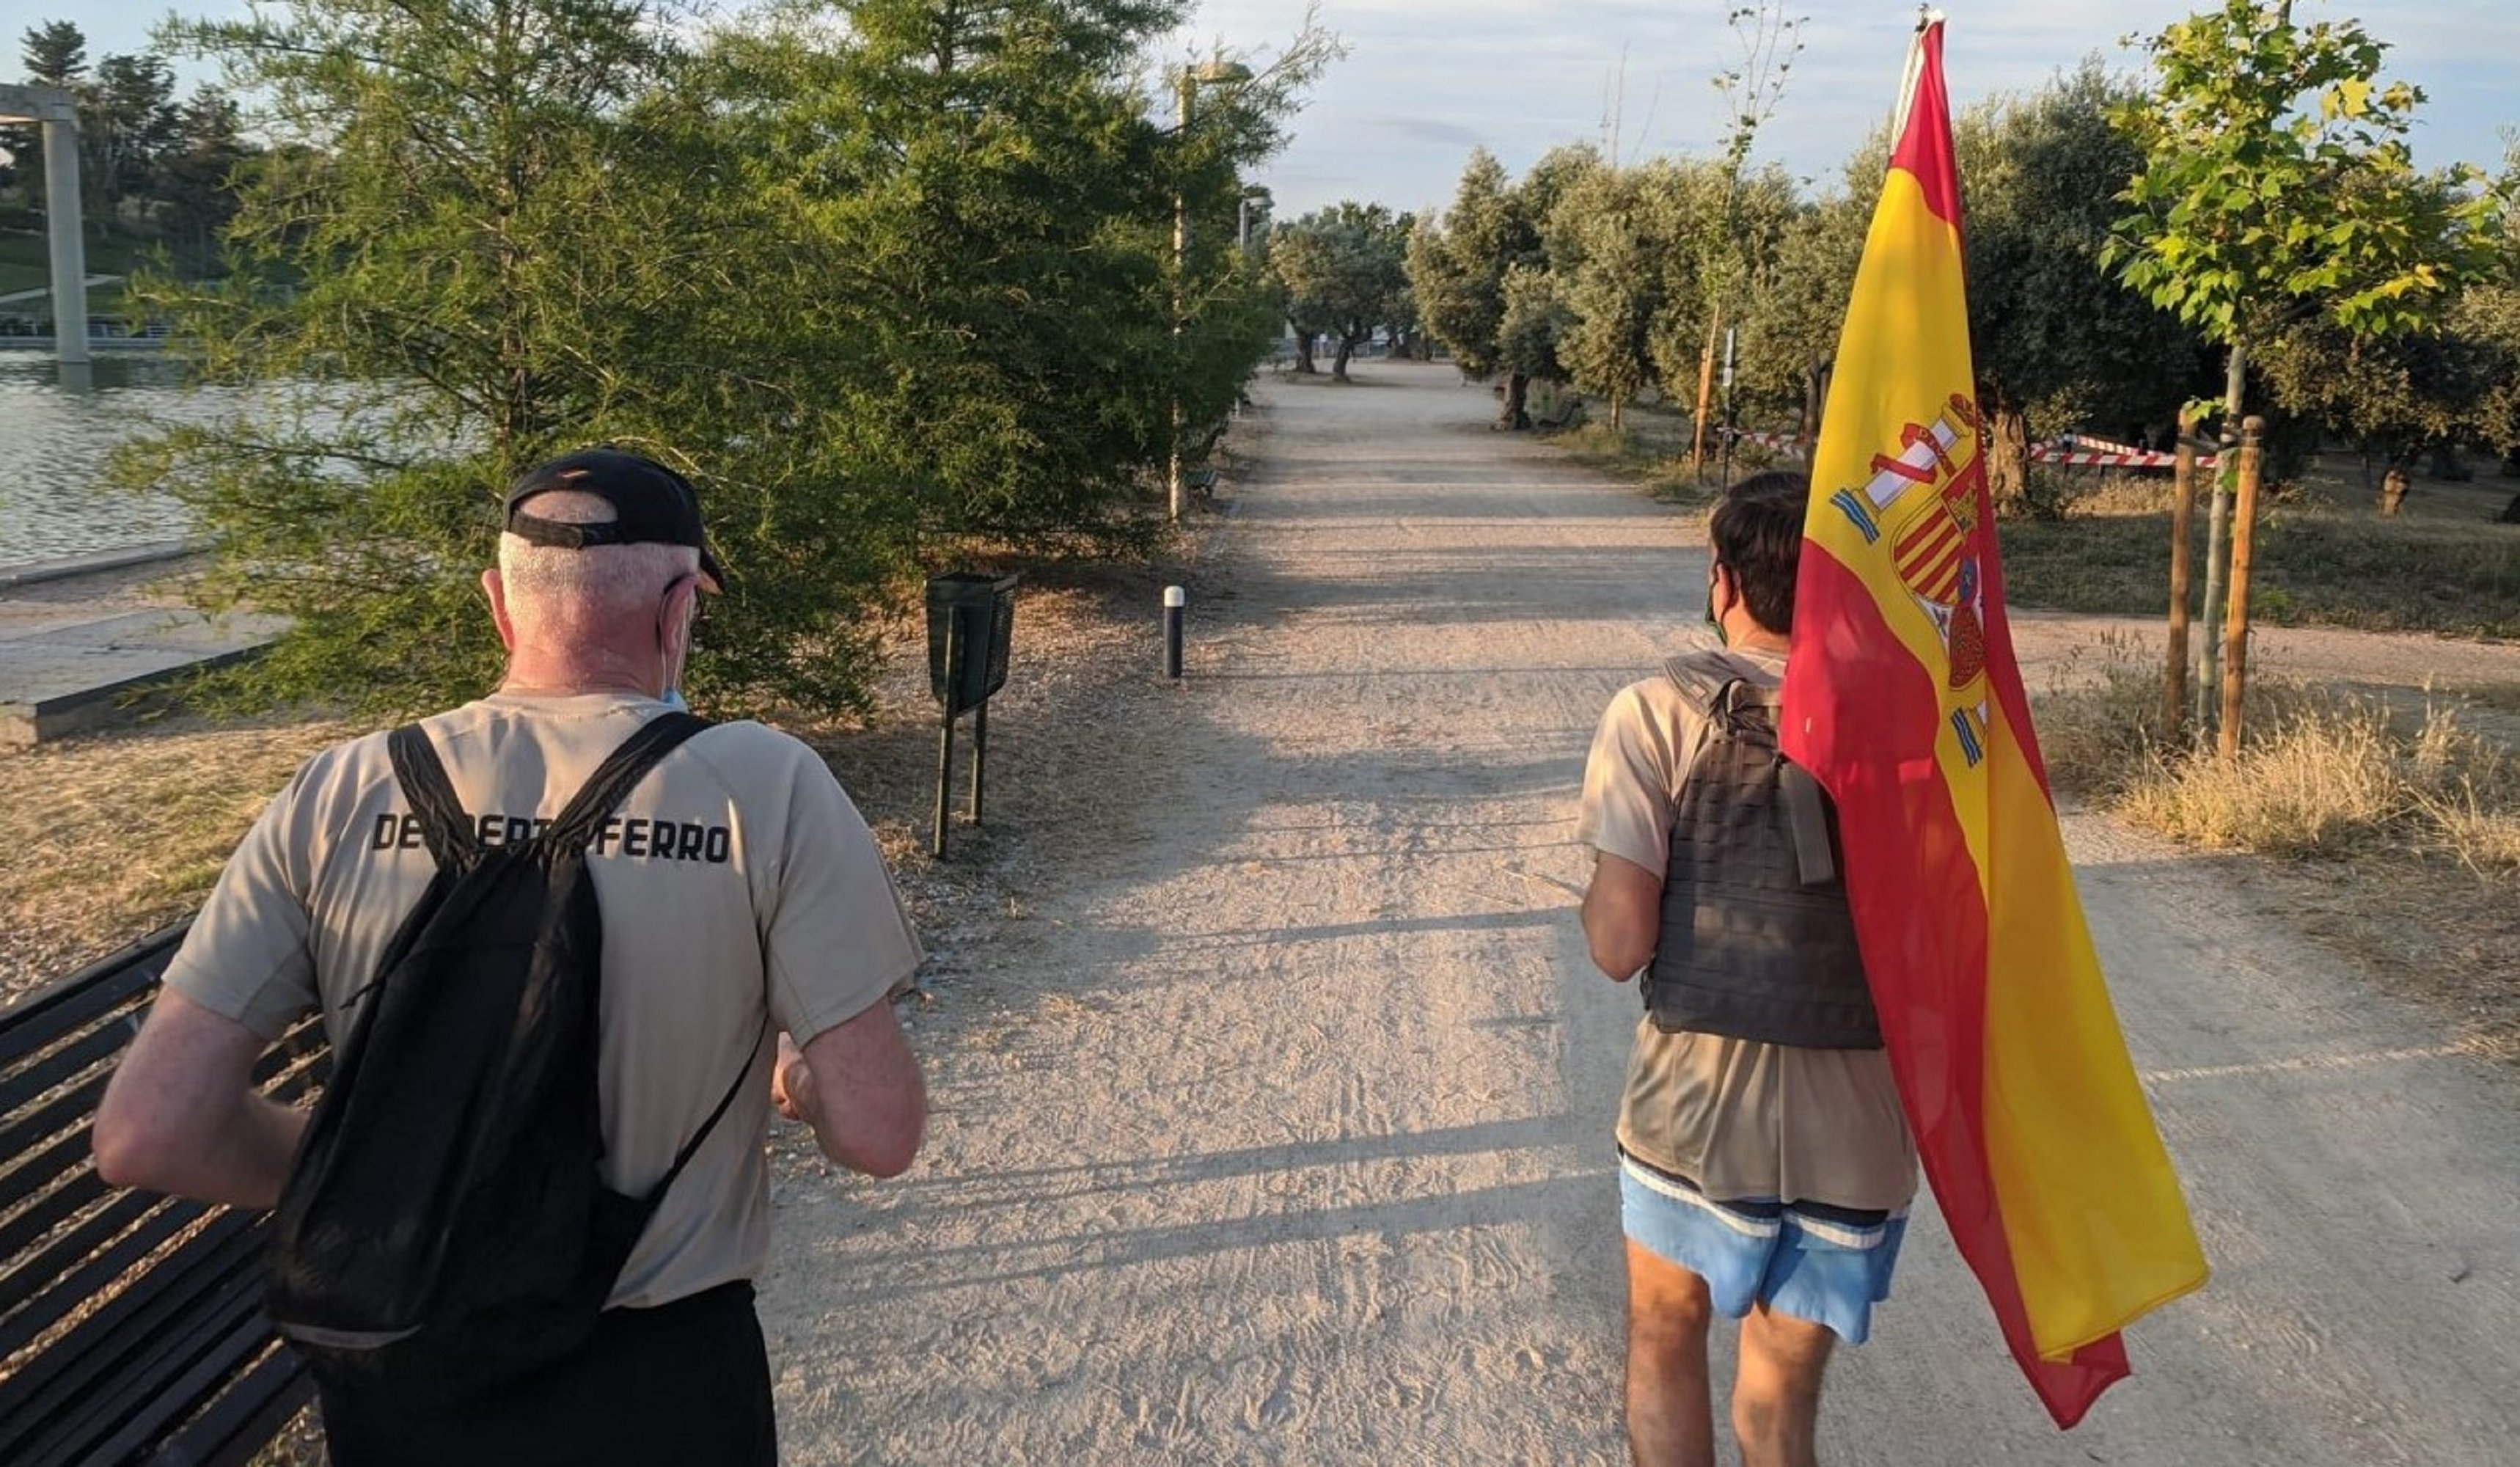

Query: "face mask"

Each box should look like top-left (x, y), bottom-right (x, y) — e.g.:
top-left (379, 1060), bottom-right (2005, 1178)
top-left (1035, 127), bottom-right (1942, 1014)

top-left (1705, 568), bottom-right (1729, 646)
top-left (657, 579), bottom-right (697, 706)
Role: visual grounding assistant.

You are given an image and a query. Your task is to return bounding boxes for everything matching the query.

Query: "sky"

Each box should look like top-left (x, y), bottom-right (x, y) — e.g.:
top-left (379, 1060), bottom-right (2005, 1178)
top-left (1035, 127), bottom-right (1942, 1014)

top-left (37, 1), bottom-right (2520, 219)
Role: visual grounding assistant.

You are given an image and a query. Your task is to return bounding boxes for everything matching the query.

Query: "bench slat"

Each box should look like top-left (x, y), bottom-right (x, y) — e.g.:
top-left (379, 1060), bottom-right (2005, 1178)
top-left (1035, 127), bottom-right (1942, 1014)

top-left (0, 1114), bottom-right (113, 1229)
top-left (0, 1063), bottom-right (119, 1183)
top-left (0, 1190), bottom-right (191, 1359)
top-left (0, 924), bottom-right (183, 1053)
top-left (62, 1309), bottom-right (287, 1467)
top-left (2, 996), bottom-right (324, 1177)
top-left (142, 1339), bottom-right (315, 1467)
top-left (0, 1163), bottom-right (116, 1265)
top-left (0, 918), bottom-right (318, 1467)
top-left (0, 973), bottom-right (151, 1090)
top-left (0, 1020), bottom-right (146, 1122)
top-left (0, 1212), bottom-right (258, 1445)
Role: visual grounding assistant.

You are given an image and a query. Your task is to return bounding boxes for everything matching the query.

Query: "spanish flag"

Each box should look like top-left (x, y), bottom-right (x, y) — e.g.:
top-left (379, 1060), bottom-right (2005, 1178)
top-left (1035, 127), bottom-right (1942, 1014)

top-left (1777, 15), bottom-right (2208, 1427)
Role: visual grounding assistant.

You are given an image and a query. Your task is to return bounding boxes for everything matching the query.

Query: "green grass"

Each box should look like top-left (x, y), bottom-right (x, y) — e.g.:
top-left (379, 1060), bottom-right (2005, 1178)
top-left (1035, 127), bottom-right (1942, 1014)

top-left (1999, 492), bottom-right (2520, 640)
top-left (0, 226), bottom-right (150, 310)
top-left (1540, 408), bottom-right (2520, 642)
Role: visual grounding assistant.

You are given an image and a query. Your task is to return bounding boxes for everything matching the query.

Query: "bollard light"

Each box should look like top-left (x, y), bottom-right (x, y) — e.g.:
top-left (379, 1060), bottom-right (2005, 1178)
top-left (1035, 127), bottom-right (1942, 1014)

top-left (1162, 585), bottom-right (1186, 680)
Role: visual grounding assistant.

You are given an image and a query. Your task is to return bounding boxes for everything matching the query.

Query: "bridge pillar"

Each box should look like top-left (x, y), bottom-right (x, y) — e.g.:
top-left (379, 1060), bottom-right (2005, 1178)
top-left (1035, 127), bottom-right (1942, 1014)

top-left (1, 84), bottom-right (89, 367)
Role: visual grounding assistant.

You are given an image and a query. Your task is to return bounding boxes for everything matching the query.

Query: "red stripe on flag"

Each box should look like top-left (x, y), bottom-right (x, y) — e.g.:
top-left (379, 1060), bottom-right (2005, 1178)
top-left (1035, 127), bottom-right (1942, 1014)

top-left (1897, 521), bottom-right (1965, 599)
top-left (1889, 25), bottom-right (1963, 230)
top-left (1896, 515), bottom-right (1960, 564)
top-left (1790, 542), bottom-right (2131, 1426)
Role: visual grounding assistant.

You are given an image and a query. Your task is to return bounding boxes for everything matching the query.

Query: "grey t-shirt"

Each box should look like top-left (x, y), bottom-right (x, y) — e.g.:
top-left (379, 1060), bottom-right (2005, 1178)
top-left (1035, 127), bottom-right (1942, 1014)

top-left (165, 692), bottom-right (925, 1306)
top-left (1577, 644), bottom-right (1919, 1210)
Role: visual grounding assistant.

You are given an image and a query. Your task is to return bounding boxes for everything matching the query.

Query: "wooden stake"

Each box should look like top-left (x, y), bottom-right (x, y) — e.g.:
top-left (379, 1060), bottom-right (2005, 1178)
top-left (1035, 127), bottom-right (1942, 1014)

top-left (2217, 417), bottom-right (2265, 761)
top-left (2166, 409), bottom-right (2197, 738)
top-left (1688, 310), bottom-right (1720, 478)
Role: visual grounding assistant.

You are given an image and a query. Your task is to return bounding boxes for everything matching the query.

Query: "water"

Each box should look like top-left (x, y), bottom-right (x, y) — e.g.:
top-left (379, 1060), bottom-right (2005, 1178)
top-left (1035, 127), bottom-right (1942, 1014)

top-left (0, 351), bottom-right (206, 571)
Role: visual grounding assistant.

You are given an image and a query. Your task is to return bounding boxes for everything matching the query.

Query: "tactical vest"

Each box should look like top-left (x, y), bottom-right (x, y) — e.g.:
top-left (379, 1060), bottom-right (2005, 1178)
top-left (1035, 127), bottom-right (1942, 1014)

top-left (1641, 651), bottom-right (1883, 1050)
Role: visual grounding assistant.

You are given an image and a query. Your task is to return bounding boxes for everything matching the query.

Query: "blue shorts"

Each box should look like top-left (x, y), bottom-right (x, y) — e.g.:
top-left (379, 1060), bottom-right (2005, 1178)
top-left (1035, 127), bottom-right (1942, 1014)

top-left (1619, 1150), bottom-right (1907, 1345)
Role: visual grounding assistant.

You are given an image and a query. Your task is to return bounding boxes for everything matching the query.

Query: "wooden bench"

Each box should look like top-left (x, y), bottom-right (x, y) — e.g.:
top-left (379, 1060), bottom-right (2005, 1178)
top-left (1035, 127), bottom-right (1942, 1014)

top-left (0, 922), bottom-right (329, 1466)
top-left (1186, 467), bottom-right (1221, 500)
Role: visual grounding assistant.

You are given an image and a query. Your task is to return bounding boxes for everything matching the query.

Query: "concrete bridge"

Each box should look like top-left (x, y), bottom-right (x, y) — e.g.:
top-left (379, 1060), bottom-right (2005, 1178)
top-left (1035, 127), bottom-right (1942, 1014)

top-left (0, 81), bottom-right (89, 367)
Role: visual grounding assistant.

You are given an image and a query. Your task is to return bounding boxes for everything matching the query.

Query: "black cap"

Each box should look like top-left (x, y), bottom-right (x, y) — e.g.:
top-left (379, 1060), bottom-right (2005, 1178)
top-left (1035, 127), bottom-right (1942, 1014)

top-left (504, 447), bottom-right (725, 592)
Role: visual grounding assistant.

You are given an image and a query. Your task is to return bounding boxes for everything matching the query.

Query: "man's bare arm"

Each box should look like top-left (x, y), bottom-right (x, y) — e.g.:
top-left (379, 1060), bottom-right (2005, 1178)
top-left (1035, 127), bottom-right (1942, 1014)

top-left (93, 989), bottom-right (307, 1210)
top-left (1581, 851), bottom-right (1663, 982)
top-left (772, 998), bottom-right (926, 1178)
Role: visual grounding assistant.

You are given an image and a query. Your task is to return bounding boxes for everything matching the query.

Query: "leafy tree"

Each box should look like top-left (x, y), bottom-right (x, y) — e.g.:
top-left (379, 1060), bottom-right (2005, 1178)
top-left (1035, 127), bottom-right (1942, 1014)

top-left (2258, 310), bottom-right (2502, 491)
top-left (711, 1), bottom-right (1322, 541)
top-left (21, 19), bottom-right (84, 82)
top-left (1496, 261), bottom-right (1572, 391)
top-left (125, 0), bottom-right (906, 716)
top-left (1270, 201), bottom-right (1410, 381)
top-left (158, 86), bottom-right (249, 270)
top-left (124, 0), bottom-right (1318, 717)
top-left (7, 21), bottom-right (89, 202)
top-left (1550, 163), bottom-right (1685, 432)
top-left (1735, 180), bottom-right (1869, 441)
top-left (1962, 62), bottom-right (2208, 512)
top-left (1406, 143), bottom-right (1597, 427)
top-left (1683, 1), bottom-right (1806, 468)
top-left (1408, 149), bottom-right (1514, 376)
top-left (2107, 0), bottom-right (2499, 718)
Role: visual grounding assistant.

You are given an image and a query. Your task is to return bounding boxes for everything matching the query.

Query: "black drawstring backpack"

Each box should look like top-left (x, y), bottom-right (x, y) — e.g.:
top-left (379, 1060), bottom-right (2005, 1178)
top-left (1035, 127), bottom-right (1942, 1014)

top-left (267, 712), bottom-right (758, 1396)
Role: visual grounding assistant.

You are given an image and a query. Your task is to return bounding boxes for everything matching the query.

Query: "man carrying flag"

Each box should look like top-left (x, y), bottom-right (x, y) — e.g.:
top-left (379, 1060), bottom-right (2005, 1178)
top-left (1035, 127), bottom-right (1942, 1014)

top-left (1580, 12), bottom-right (2206, 1460)
top-left (1581, 471), bottom-right (1917, 1467)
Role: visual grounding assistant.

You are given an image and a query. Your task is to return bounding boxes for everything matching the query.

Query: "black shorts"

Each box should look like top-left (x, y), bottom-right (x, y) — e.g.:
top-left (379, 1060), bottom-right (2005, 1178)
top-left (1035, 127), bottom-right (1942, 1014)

top-left (315, 1281), bottom-right (777, 1467)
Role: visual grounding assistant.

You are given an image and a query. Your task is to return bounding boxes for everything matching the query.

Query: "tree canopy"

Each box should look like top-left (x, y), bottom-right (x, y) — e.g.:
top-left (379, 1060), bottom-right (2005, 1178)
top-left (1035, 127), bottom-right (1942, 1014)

top-left (114, 0), bottom-right (1324, 717)
top-left (1270, 201), bottom-right (1411, 381)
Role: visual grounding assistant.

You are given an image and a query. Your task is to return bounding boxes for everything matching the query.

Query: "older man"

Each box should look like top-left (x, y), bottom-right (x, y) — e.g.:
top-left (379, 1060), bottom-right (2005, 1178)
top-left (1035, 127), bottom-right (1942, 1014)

top-left (95, 447), bottom-right (926, 1465)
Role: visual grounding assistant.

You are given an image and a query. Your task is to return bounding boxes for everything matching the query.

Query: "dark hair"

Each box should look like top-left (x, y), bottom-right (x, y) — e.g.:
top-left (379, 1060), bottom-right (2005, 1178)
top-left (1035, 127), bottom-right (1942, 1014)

top-left (1707, 470), bottom-right (1810, 634)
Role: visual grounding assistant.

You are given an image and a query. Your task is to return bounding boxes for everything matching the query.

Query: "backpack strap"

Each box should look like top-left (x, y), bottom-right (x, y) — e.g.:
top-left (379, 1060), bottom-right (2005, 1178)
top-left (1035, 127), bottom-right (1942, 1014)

top-left (388, 724), bottom-right (477, 869)
top-left (1662, 651), bottom-right (1839, 887)
top-left (645, 1017), bottom-right (769, 1206)
top-left (544, 711), bottom-right (711, 852)
top-left (1661, 648), bottom-right (1744, 711)
top-left (1778, 762), bottom-right (1839, 886)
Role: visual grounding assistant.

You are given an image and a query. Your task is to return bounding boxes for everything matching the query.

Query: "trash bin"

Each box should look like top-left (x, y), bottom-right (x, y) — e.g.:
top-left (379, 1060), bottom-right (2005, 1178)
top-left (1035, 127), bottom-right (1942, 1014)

top-left (925, 572), bottom-right (1018, 717)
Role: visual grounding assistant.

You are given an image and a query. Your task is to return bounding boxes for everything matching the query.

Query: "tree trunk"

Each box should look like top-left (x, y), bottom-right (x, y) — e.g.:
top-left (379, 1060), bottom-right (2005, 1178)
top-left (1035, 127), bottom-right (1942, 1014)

top-left (1331, 336), bottom-right (1356, 381)
top-left (1499, 372), bottom-right (1531, 431)
top-left (2198, 342), bottom-right (2247, 731)
top-left (1689, 312), bottom-right (1720, 474)
top-left (1985, 398), bottom-right (2029, 516)
top-left (1293, 332), bottom-right (1317, 374)
top-left (2428, 441), bottom-right (2470, 481)
top-left (2380, 467), bottom-right (2410, 516)
top-left (1801, 351), bottom-right (1830, 442)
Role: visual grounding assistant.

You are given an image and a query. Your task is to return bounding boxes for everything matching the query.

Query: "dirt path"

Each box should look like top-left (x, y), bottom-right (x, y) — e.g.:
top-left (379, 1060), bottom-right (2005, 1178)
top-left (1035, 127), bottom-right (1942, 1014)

top-left (760, 360), bottom-right (2520, 1465)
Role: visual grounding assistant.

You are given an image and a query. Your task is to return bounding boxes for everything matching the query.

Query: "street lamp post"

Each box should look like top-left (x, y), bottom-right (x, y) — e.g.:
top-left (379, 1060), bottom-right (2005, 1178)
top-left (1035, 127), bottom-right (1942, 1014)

top-left (1169, 59), bottom-right (1252, 524)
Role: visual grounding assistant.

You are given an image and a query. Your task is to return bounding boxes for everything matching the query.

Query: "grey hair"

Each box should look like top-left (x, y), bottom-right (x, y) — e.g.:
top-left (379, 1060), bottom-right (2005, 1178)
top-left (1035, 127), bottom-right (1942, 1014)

top-left (498, 489), bottom-right (698, 633)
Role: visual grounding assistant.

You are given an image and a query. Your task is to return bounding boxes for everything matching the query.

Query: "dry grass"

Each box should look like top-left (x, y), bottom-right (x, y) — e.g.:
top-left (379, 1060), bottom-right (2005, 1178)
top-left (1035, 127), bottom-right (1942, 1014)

top-left (2033, 642), bottom-right (2520, 1056)
top-left (0, 712), bottom-right (362, 1002)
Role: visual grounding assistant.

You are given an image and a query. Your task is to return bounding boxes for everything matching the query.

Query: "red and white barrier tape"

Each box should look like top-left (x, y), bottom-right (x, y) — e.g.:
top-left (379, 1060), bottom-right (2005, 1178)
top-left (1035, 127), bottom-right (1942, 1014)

top-left (1721, 427), bottom-right (2216, 470)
